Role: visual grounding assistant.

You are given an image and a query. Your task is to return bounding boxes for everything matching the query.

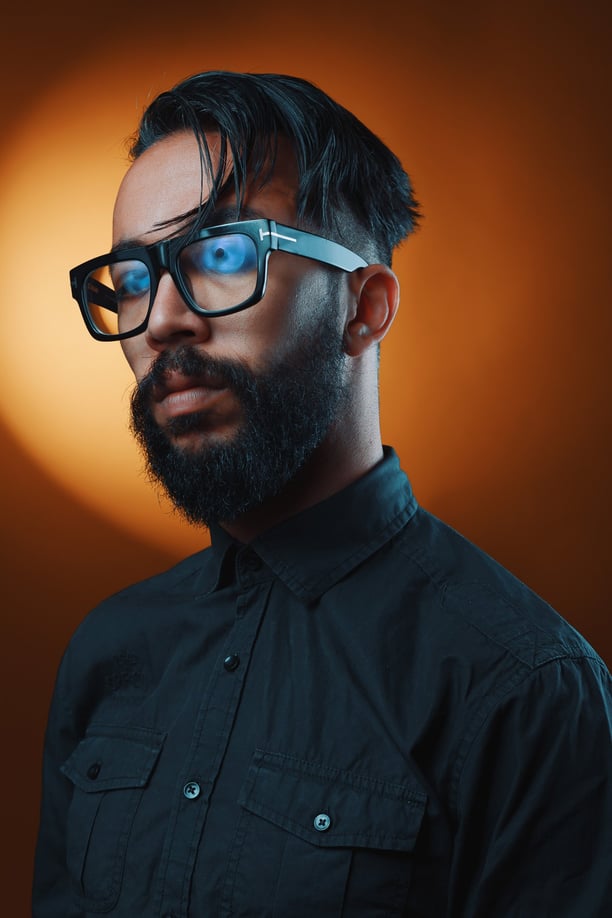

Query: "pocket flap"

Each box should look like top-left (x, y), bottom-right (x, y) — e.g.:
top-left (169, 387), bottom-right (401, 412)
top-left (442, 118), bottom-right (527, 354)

top-left (239, 749), bottom-right (427, 852)
top-left (61, 724), bottom-right (165, 792)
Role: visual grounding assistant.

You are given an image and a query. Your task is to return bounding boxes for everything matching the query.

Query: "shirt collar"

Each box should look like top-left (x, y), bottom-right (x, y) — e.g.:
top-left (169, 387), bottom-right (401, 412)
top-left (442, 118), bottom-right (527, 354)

top-left (209, 447), bottom-right (417, 602)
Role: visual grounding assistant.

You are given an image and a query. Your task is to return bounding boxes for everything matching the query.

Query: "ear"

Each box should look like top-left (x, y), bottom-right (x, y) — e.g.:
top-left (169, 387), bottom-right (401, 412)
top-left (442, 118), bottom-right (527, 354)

top-left (343, 264), bottom-right (400, 357)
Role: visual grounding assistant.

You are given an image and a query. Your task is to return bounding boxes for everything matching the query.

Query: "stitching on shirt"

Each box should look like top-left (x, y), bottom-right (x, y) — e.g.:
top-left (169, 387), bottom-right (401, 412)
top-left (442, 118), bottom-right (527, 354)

top-left (84, 722), bottom-right (166, 745)
top-left (447, 583), bottom-right (602, 669)
top-left (448, 654), bottom-right (608, 819)
top-left (447, 659), bottom-right (528, 815)
top-left (255, 750), bottom-right (426, 805)
top-left (395, 522), bottom-right (598, 669)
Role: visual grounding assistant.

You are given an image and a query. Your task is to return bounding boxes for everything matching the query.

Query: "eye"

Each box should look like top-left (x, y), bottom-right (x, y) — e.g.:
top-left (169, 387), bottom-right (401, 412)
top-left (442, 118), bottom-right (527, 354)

top-left (112, 261), bottom-right (151, 300)
top-left (187, 234), bottom-right (257, 276)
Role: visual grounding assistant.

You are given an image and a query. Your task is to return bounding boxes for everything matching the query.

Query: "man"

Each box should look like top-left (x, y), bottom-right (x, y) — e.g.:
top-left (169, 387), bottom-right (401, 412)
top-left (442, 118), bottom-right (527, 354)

top-left (34, 71), bottom-right (611, 916)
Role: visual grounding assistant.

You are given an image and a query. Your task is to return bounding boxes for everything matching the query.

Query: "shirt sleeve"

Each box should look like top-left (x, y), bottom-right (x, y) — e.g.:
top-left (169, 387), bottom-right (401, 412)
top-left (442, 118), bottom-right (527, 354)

top-left (449, 653), bottom-right (612, 917)
top-left (32, 653), bottom-right (82, 918)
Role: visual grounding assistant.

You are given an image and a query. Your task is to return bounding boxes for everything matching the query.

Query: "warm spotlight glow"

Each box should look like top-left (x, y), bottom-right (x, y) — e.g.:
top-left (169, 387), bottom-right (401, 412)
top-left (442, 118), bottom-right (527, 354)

top-left (0, 63), bottom-right (206, 555)
top-left (0, 38), bottom-right (586, 560)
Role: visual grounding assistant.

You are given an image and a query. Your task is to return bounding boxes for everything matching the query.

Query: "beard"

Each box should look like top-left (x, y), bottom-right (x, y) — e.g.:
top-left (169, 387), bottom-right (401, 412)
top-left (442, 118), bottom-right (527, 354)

top-left (129, 314), bottom-right (349, 528)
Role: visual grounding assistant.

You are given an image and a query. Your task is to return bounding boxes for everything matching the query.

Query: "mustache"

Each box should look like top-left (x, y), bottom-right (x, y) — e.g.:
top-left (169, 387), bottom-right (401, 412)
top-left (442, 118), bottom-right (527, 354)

top-left (134, 345), bottom-right (259, 404)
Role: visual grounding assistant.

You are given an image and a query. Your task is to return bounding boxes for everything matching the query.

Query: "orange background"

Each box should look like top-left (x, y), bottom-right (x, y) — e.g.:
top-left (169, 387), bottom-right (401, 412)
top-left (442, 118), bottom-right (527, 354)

top-left (2, 1), bottom-right (611, 911)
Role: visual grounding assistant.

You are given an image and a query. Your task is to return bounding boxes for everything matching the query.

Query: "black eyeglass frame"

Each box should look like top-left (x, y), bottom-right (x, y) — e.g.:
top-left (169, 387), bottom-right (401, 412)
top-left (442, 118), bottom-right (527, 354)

top-left (70, 218), bottom-right (368, 341)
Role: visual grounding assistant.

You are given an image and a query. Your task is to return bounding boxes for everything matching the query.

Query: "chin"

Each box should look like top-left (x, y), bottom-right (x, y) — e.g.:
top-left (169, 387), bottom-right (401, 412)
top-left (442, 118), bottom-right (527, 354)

top-left (170, 423), bottom-right (238, 454)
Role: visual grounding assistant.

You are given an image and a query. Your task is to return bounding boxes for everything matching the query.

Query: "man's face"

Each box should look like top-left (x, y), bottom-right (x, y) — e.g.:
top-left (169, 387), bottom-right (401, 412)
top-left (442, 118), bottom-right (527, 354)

top-left (113, 130), bottom-right (350, 526)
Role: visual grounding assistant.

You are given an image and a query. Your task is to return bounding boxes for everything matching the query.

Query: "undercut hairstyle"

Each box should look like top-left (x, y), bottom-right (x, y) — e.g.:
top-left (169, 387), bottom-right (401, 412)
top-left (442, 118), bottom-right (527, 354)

top-left (129, 71), bottom-right (420, 265)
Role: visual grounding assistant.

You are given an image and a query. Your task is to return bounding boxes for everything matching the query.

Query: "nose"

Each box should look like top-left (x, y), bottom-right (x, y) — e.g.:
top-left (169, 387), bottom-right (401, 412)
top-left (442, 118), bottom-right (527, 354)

top-left (145, 272), bottom-right (212, 350)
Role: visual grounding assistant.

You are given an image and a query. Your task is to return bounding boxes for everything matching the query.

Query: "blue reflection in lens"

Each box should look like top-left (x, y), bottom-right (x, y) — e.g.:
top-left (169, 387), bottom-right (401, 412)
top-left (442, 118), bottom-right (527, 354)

top-left (199, 235), bottom-right (256, 275)
top-left (116, 263), bottom-right (150, 298)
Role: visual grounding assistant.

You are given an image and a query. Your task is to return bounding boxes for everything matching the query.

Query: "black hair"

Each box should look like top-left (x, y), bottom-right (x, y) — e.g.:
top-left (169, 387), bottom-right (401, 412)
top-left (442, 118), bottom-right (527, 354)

top-left (130, 70), bottom-right (420, 264)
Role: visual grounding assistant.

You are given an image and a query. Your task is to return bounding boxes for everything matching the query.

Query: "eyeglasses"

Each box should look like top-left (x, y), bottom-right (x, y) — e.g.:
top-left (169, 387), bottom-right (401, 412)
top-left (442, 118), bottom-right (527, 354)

top-left (70, 218), bottom-right (368, 341)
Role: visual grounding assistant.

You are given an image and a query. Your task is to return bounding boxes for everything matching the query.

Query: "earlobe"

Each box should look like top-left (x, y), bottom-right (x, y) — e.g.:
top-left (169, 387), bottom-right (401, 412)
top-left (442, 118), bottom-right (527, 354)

top-left (343, 265), bottom-right (400, 357)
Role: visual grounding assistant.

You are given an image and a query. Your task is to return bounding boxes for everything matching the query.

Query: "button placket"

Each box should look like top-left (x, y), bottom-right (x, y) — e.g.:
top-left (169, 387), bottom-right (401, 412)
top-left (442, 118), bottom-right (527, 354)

top-left (242, 551), bottom-right (262, 572)
top-left (156, 578), bottom-right (273, 917)
top-left (236, 548), bottom-right (265, 587)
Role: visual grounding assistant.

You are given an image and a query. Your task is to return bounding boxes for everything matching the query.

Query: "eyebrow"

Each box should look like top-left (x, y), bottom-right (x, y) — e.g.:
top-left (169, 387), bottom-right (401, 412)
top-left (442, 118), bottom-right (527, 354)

top-left (111, 204), bottom-right (270, 254)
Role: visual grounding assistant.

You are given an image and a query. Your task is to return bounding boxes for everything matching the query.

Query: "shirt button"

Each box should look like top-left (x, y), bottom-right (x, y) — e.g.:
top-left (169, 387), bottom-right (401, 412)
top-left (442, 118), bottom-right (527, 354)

top-left (223, 653), bottom-right (240, 672)
top-left (87, 762), bottom-right (101, 780)
top-left (183, 781), bottom-right (201, 800)
top-left (314, 813), bottom-right (331, 832)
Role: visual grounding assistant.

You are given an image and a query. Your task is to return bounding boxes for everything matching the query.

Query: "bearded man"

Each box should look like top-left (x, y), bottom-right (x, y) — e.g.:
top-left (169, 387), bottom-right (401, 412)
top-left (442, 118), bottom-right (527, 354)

top-left (33, 71), bottom-right (611, 917)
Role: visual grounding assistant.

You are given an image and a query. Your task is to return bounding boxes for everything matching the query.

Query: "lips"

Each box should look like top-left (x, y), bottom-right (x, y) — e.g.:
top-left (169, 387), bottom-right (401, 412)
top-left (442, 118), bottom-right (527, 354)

top-left (153, 370), bottom-right (227, 401)
top-left (152, 371), bottom-right (231, 423)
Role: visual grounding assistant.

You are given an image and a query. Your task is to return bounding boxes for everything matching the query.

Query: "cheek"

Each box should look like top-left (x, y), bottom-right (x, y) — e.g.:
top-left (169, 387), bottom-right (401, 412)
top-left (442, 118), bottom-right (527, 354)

top-left (210, 275), bottom-right (303, 368)
top-left (120, 338), bottom-right (151, 383)
top-left (247, 266), bottom-right (339, 360)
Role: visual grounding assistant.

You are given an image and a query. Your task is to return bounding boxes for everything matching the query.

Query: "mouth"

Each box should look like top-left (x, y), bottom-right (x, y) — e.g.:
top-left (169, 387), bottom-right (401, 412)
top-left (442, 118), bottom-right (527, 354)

top-left (152, 371), bottom-right (231, 425)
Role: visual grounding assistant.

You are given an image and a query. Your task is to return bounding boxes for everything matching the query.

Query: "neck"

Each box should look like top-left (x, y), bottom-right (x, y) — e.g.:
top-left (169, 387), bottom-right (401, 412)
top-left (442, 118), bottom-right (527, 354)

top-left (220, 428), bottom-right (384, 544)
top-left (220, 351), bottom-right (384, 543)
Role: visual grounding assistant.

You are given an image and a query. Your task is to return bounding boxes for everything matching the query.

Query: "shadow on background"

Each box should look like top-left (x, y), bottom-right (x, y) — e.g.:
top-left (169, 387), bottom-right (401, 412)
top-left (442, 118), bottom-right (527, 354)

top-left (2, 2), bottom-right (610, 913)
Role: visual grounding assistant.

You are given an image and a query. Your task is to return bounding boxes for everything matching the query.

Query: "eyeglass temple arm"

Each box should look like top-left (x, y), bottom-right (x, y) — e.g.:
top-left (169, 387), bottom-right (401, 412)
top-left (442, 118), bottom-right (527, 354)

top-left (262, 222), bottom-right (368, 272)
top-left (85, 277), bottom-right (119, 313)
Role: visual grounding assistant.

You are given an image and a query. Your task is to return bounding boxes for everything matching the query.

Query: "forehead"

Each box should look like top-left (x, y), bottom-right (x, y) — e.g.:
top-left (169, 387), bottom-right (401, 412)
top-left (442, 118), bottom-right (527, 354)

top-left (112, 130), bottom-right (299, 245)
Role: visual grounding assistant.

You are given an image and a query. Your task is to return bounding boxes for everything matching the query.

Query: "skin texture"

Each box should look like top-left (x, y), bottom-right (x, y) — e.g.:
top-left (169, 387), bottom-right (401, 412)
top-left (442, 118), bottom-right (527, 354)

top-left (114, 130), bottom-right (400, 541)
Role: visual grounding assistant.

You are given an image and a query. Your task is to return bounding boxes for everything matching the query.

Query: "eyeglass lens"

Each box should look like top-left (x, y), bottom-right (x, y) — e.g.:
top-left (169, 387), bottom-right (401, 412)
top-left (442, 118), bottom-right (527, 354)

top-left (84, 232), bottom-right (259, 336)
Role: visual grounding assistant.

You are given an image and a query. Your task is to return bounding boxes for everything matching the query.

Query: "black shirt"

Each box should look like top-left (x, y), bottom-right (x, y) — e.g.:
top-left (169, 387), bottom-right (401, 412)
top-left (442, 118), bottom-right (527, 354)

top-left (33, 449), bottom-right (612, 916)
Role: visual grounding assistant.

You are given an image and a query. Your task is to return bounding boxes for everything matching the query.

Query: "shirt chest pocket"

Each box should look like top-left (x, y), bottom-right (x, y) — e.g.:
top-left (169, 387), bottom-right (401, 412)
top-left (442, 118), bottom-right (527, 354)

top-left (61, 725), bottom-right (165, 913)
top-left (226, 749), bottom-right (427, 918)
